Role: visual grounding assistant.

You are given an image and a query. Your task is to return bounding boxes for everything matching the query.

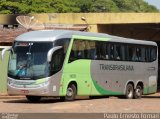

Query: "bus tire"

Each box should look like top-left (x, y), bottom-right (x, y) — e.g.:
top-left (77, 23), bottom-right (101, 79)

top-left (65, 84), bottom-right (77, 101)
top-left (134, 85), bottom-right (143, 99)
top-left (90, 96), bottom-right (109, 99)
top-left (26, 96), bottom-right (41, 102)
top-left (125, 84), bottom-right (134, 99)
top-left (60, 96), bottom-right (65, 101)
top-left (89, 96), bottom-right (98, 99)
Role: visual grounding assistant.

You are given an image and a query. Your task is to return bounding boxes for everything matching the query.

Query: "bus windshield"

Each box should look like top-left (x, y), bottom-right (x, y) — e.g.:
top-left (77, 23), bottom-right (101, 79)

top-left (8, 42), bottom-right (53, 80)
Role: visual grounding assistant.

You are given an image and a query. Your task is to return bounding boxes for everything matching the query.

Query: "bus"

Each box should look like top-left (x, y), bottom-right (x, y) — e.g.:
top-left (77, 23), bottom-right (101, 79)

top-left (1, 30), bottom-right (158, 102)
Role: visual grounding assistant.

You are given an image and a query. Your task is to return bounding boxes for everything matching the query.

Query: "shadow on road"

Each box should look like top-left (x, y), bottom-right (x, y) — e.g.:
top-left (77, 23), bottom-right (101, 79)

top-left (3, 94), bottom-right (160, 104)
top-left (3, 96), bottom-right (111, 104)
top-left (3, 98), bottom-right (66, 104)
top-left (3, 97), bottom-right (91, 104)
top-left (142, 95), bottom-right (160, 99)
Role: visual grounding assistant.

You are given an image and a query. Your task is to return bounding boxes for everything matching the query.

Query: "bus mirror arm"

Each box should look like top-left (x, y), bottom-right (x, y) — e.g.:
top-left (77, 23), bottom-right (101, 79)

top-left (1, 47), bottom-right (11, 60)
top-left (47, 46), bottom-right (62, 62)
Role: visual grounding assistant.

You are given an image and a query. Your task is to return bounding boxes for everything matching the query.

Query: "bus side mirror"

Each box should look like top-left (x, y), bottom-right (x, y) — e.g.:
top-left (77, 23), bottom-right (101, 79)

top-left (47, 46), bottom-right (62, 62)
top-left (1, 47), bottom-right (11, 60)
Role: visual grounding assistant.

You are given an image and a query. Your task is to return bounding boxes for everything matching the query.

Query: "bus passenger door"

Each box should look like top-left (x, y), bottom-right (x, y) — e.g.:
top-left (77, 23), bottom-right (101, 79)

top-left (147, 47), bottom-right (157, 94)
top-left (64, 39), bottom-right (94, 95)
top-left (64, 60), bottom-right (92, 95)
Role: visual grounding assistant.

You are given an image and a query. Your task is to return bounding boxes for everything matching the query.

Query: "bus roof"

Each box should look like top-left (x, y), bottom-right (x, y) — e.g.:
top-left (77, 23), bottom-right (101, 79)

top-left (15, 30), bottom-right (157, 46)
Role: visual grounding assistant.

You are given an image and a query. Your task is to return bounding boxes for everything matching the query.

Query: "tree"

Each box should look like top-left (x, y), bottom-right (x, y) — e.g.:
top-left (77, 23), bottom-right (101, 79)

top-left (75, 0), bottom-right (93, 12)
top-left (50, 0), bottom-right (79, 13)
top-left (90, 0), bottom-right (119, 12)
top-left (113, 0), bottom-right (159, 12)
top-left (0, 1), bottom-right (31, 14)
top-left (0, 0), bottom-right (159, 14)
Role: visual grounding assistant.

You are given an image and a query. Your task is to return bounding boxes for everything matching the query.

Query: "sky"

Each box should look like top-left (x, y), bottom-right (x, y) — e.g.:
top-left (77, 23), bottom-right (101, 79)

top-left (144, 0), bottom-right (160, 9)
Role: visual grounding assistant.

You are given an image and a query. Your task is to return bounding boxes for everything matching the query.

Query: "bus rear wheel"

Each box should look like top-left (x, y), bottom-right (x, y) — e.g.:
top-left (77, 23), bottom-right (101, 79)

top-left (64, 84), bottom-right (77, 101)
top-left (125, 84), bottom-right (134, 99)
top-left (26, 96), bottom-right (41, 102)
top-left (134, 85), bottom-right (143, 99)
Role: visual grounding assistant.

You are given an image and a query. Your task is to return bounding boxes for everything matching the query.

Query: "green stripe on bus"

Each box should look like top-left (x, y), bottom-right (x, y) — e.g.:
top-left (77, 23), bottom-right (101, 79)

top-left (35, 78), bottom-right (47, 85)
top-left (92, 80), bottom-right (123, 95)
top-left (72, 35), bottom-right (111, 41)
top-left (60, 60), bottom-right (92, 95)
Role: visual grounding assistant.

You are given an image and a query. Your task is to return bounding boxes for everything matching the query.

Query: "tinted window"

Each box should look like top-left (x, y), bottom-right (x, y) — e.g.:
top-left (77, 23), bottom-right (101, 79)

top-left (150, 47), bottom-right (157, 62)
top-left (69, 39), bottom-right (157, 63)
top-left (50, 49), bottom-right (64, 75)
top-left (69, 40), bottom-right (96, 62)
top-left (114, 44), bottom-right (125, 60)
top-left (96, 42), bottom-right (109, 60)
top-left (55, 38), bottom-right (70, 54)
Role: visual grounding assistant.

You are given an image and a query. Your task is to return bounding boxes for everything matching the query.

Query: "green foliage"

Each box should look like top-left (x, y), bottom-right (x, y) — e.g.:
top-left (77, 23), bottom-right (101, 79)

top-left (0, 1), bottom-right (30, 14)
top-left (75, 0), bottom-right (93, 12)
top-left (90, 0), bottom-right (119, 12)
top-left (49, 0), bottom-right (79, 13)
top-left (113, 0), bottom-right (159, 12)
top-left (0, 0), bottom-right (159, 14)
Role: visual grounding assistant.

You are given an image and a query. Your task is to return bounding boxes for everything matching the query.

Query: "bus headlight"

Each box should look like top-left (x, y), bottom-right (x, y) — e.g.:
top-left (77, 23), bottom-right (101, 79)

top-left (8, 80), bottom-right (13, 85)
top-left (39, 80), bottom-right (49, 87)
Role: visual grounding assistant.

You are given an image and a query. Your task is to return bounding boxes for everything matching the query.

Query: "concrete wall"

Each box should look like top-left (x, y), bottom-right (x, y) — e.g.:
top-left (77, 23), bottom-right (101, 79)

top-left (32, 13), bottom-right (160, 33)
top-left (0, 13), bottom-right (160, 41)
top-left (32, 13), bottom-right (160, 24)
top-left (1, 13), bottom-right (160, 32)
top-left (0, 50), bottom-right (9, 94)
top-left (97, 24), bottom-right (160, 41)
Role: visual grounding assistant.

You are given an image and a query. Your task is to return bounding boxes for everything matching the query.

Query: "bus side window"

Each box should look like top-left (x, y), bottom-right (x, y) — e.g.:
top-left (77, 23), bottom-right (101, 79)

top-left (96, 42), bottom-right (101, 60)
top-left (71, 41), bottom-right (85, 59)
top-left (69, 41), bottom-right (77, 62)
top-left (101, 42), bottom-right (107, 60)
top-left (141, 47), bottom-right (146, 62)
top-left (69, 40), bottom-right (97, 62)
top-left (109, 44), bottom-right (114, 60)
top-left (95, 41), bottom-right (109, 60)
top-left (125, 45), bottom-right (129, 61)
top-left (121, 45), bottom-right (126, 61)
top-left (114, 44), bottom-right (122, 60)
top-left (127, 46), bottom-right (134, 61)
top-left (150, 47), bottom-right (157, 62)
top-left (50, 49), bottom-right (64, 75)
top-left (86, 41), bottom-right (96, 60)
top-left (145, 47), bottom-right (150, 62)
top-left (54, 38), bottom-right (70, 55)
top-left (105, 43), bottom-right (109, 60)
top-left (136, 47), bottom-right (141, 61)
top-left (99, 42), bottom-right (108, 60)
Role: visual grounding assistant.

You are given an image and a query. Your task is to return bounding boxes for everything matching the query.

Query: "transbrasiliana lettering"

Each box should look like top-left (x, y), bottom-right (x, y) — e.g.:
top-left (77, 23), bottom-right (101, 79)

top-left (100, 64), bottom-right (134, 71)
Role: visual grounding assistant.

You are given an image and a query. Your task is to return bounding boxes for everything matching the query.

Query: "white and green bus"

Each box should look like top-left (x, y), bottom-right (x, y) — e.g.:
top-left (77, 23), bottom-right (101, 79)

top-left (1, 30), bottom-right (158, 102)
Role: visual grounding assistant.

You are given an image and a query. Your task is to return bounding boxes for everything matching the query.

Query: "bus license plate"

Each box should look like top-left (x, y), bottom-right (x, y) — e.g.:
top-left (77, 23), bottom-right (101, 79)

top-left (20, 90), bottom-right (29, 94)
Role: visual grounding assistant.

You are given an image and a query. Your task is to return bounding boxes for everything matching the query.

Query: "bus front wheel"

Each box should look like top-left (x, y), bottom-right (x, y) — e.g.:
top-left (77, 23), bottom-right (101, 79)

top-left (134, 85), bottom-right (143, 99)
top-left (65, 84), bottom-right (77, 101)
top-left (26, 96), bottom-right (41, 102)
top-left (125, 84), bottom-right (134, 99)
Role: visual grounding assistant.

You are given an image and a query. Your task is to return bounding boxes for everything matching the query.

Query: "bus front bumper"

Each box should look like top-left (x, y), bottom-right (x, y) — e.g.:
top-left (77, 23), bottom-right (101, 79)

top-left (7, 78), bottom-right (52, 96)
top-left (7, 85), bottom-right (51, 96)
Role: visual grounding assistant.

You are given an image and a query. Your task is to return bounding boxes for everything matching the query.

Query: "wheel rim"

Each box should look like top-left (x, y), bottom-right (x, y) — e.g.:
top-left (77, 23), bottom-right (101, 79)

top-left (135, 86), bottom-right (141, 97)
top-left (127, 87), bottom-right (133, 98)
top-left (67, 87), bottom-right (73, 97)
